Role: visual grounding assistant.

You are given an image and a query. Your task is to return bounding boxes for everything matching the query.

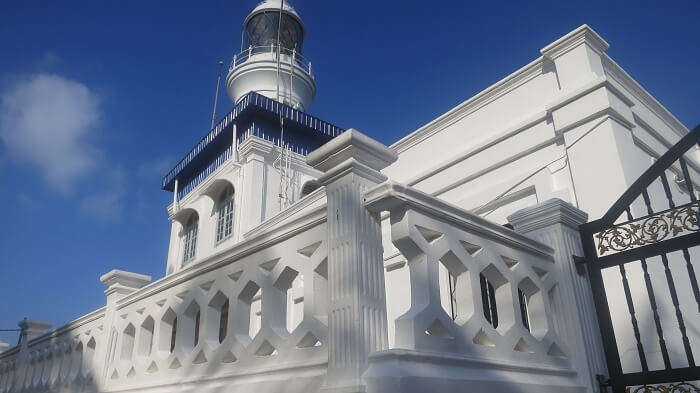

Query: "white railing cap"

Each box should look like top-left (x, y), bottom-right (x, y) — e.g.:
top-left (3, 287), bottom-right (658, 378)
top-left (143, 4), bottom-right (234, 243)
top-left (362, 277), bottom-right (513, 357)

top-left (364, 181), bottom-right (554, 259)
top-left (307, 128), bottom-right (397, 173)
top-left (507, 198), bottom-right (588, 233)
top-left (100, 270), bottom-right (151, 289)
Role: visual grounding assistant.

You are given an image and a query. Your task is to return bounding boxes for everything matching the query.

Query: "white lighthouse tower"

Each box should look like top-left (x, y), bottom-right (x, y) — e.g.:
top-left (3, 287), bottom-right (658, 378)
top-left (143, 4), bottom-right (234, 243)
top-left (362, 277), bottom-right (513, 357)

top-left (226, 0), bottom-right (316, 111)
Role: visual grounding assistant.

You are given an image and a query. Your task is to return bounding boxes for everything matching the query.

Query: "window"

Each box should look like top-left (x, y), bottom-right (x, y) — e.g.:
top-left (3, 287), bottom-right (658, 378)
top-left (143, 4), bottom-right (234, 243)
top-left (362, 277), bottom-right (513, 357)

top-left (480, 273), bottom-right (498, 328)
top-left (182, 214), bottom-right (198, 264)
top-left (215, 186), bottom-right (234, 244)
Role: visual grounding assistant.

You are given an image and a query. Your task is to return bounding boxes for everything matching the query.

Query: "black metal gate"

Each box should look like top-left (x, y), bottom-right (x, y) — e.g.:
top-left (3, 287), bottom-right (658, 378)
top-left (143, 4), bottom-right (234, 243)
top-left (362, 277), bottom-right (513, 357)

top-left (579, 127), bottom-right (700, 393)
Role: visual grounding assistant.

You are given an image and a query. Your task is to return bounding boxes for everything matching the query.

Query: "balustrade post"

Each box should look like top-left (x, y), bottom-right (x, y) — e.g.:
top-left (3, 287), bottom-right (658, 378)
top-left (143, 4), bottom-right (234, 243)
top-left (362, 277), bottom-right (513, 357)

top-left (97, 270), bottom-right (150, 389)
top-left (13, 318), bottom-right (51, 390)
top-left (307, 129), bottom-right (397, 393)
top-left (507, 199), bottom-right (607, 393)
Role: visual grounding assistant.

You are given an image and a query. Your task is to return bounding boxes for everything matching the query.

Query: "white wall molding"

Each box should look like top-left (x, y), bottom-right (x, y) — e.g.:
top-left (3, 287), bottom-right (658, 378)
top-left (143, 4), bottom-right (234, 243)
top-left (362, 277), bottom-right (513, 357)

top-left (540, 24), bottom-right (609, 60)
top-left (602, 55), bottom-right (689, 137)
top-left (391, 57), bottom-right (545, 154)
top-left (404, 110), bottom-right (549, 187)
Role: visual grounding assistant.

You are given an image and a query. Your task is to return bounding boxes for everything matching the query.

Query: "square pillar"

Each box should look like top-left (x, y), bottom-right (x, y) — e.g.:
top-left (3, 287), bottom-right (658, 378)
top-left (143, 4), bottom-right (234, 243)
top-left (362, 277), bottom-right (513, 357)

top-left (540, 25), bottom-right (609, 93)
top-left (308, 129), bottom-right (397, 392)
top-left (17, 318), bottom-right (52, 344)
top-left (508, 199), bottom-right (607, 392)
top-left (97, 270), bottom-right (150, 388)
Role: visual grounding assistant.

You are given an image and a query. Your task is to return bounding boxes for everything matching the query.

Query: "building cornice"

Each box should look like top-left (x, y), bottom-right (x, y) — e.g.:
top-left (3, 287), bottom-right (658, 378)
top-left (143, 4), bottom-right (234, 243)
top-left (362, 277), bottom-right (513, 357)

top-left (601, 54), bottom-right (689, 137)
top-left (390, 56), bottom-right (545, 154)
top-left (540, 24), bottom-right (609, 60)
top-left (545, 76), bottom-right (634, 115)
top-left (404, 110), bottom-right (549, 187)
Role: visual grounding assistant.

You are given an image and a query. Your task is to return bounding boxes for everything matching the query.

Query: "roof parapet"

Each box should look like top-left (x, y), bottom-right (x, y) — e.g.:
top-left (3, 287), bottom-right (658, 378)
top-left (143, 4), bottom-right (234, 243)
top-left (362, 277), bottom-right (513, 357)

top-left (540, 24), bottom-right (610, 60)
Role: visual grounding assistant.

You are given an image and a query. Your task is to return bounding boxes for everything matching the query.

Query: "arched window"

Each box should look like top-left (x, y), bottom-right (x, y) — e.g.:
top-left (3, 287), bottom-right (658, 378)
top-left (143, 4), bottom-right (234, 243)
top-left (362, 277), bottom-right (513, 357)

top-left (182, 214), bottom-right (198, 265)
top-left (215, 186), bottom-right (235, 244)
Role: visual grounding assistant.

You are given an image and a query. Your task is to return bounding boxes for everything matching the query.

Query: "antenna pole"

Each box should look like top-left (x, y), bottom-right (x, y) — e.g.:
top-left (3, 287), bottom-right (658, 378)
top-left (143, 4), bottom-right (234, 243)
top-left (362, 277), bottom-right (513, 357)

top-left (211, 60), bottom-right (224, 130)
top-left (275, 0), bottom-right (283, 103)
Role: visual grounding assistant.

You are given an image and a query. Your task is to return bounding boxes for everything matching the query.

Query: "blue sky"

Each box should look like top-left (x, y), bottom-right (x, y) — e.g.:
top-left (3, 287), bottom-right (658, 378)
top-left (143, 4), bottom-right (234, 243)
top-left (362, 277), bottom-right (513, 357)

top-left (0, 0), bottom-right (698, 343)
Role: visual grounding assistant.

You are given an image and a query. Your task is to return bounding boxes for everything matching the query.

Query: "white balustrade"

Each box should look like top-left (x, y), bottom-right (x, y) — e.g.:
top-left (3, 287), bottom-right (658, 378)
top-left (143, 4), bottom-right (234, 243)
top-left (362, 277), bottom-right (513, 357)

top-left (365, 181), bottom-right (567, 364)
top-left (0, 131), bottom-right (605, 393)
top-left (102, 211), bottom-right (329, 391)
top-left (0, 312), bottom-right (103, 393)
top-left (363, 181), bottom-right (587, 393)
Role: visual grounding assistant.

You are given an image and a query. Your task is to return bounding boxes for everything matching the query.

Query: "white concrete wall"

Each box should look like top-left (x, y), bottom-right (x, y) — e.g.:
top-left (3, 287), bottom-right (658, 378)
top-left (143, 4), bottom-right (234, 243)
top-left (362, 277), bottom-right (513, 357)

top-left (165, 136), bottom-right (321, 276)
top-left (381, 24), bottom-right (699, 381)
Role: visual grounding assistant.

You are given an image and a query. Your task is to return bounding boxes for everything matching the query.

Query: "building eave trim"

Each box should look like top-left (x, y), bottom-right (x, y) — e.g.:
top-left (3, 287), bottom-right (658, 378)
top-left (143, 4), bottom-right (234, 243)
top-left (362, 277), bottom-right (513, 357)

top-left (602, 54), bottom-right (689, 137)
top-left (390, 56), bottom-right (545, 154)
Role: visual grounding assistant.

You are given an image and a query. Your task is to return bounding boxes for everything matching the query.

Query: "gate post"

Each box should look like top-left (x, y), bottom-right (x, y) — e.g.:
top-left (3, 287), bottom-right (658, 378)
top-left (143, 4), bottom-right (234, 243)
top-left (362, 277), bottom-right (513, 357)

top-left (307, 129), bottom-right (397, 392)
top-left (508, 198), bottom-right (607, 392)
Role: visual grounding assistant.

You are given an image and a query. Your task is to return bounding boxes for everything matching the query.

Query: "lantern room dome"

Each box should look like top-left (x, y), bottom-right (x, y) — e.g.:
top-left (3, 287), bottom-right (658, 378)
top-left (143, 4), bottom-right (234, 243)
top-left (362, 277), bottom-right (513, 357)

top-left (226, 0), bottom-right (316, 110)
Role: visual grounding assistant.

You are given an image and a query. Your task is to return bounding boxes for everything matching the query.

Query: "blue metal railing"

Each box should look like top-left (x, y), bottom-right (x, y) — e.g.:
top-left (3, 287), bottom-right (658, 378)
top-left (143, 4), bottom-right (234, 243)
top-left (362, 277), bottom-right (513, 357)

top-left (176, 145), bottom-right (233, 201)
top-left (162, 91), bottom-right (344, 191)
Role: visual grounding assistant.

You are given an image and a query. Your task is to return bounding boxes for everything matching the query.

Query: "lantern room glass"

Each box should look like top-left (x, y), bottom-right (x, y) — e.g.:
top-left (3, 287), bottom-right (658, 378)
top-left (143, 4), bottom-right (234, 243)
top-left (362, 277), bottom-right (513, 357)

top-left (244, 11), bottom-right (304, 52)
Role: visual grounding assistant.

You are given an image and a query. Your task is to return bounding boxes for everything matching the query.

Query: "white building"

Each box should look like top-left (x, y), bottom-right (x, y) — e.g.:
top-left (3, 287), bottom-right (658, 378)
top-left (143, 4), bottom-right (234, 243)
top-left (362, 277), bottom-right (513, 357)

top-left (1, 1), bottom-right (697, 393)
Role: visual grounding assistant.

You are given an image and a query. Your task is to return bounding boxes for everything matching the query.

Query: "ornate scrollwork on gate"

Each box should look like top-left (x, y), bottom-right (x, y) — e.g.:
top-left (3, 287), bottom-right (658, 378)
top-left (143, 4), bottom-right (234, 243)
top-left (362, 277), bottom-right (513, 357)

top-left (626, 382), bottom-right (700, 393)
top-left (594, 202), bottom-right (699, 256)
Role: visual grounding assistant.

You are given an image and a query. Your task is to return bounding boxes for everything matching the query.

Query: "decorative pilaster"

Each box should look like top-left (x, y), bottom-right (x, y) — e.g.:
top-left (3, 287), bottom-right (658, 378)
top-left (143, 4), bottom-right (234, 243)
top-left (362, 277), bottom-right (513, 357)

top-left (308, 129), bottom-right (397, 392)
top-left (98, 270), bottom-right (150, 388)
top-left (14, 318), bottom-right (52, 390)
top-left (540, 24), bottom-right (609, 92)
top-left (508, 199), bottom-right (607, 393)
top-left (17, 318), bottom-right (52, 344)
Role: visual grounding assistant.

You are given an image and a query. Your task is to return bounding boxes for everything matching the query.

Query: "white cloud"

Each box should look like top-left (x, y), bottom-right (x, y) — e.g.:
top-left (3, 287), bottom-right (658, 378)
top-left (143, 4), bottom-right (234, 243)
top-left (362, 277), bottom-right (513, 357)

top-left (0, 74), bottom-right (101, 194)
top-left (80, 167), bottom-right (126, 222)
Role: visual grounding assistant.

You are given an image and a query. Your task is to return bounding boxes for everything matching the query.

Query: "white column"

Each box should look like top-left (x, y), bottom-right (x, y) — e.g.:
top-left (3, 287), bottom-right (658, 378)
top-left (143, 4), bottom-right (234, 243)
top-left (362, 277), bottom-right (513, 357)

top-left (508, 199), bottom-right (607, 393)
top-left (97, 270), bottom-right (150, 389)
top-left (238, 137), bottom-right (274, 232)
top-left (308, 129), bottom-right (397, 393)
top-left (13, 318), bottom-right (52, 390)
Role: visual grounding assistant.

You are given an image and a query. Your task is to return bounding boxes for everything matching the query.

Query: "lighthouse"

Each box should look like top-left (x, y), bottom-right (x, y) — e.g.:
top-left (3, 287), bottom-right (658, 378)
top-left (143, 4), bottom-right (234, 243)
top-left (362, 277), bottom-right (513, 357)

top-left (226, 0), bottom-right (317, 111)
top-left (160, 0), bottom-right (343, 275)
